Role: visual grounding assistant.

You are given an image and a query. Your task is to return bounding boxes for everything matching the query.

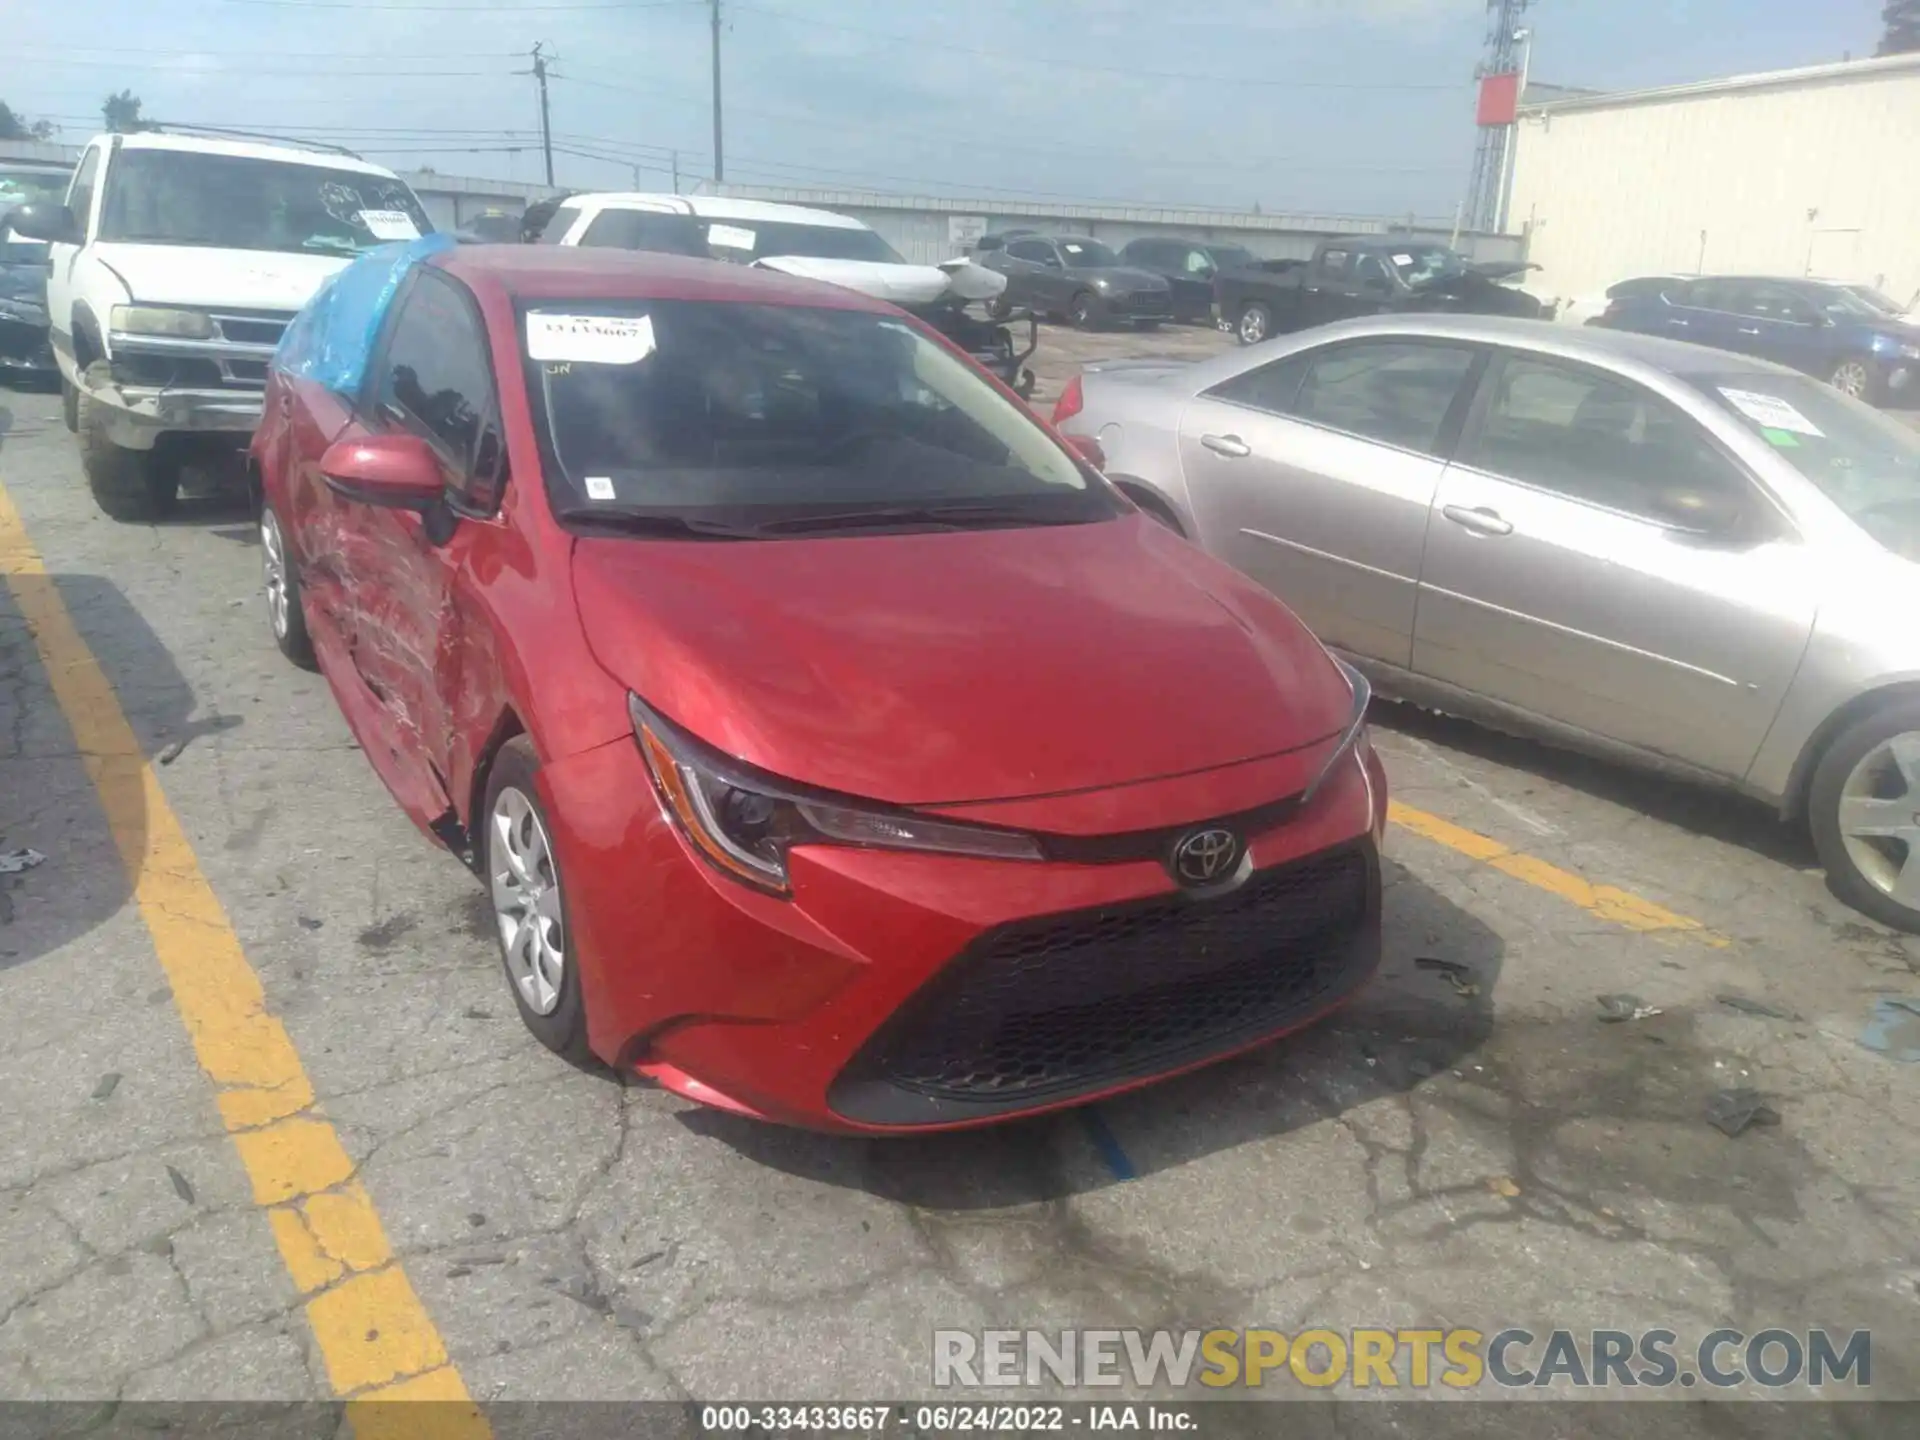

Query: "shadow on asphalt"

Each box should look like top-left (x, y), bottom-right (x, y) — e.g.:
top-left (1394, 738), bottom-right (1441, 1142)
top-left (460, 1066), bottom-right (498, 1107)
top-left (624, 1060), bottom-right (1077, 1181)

top-left (681, 861), bottom-right (1505, 1204)
top-left (1369, 698), bottom-right (1817, 871)
top-left (0, 556), bottom-right (241, 970)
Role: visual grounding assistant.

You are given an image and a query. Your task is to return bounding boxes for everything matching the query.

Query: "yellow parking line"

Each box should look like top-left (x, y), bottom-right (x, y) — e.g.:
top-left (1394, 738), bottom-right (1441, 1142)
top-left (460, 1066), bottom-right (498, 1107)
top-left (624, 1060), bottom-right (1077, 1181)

top-left (1389, 801), bottom-right (1729, 946)
top-left (0, 482), bottom-right (489, 1436)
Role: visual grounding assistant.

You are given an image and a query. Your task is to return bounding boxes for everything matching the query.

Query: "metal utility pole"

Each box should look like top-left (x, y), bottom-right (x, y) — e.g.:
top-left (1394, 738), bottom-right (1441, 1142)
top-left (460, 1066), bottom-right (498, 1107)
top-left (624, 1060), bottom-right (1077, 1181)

top-left (710, 0), bottom-right (724, 183)
top-left (671, 150), bottom-right (681, 194)
top-left (1464, 0), bottom-right (1533, 234)
top-left (532, 41), bottom-right (555, 187)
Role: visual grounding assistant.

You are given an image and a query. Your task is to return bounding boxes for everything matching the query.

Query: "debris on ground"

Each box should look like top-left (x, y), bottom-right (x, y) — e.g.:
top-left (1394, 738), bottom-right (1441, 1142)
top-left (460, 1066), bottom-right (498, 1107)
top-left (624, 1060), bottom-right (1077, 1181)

top-left (1488, 1175), bottom-right (1521, 1198)
top-left (1415, 956), bottom-right (1480, 997)
top-left (1598, 993), bottom-right (1662, 1023)
top-left (1716, 992), bottom-right (1797, 1021)
top-left (92, 1073), bottom-right (122, 1101)
top-left (0, 849), bottom-right (46, 875)
top-left (165, 1165), bottom-right (196, 1203)
top-left (1705, 1089), bottom-right (1781, 1137)
top-left (297, 916), bottom-right (324, 931)
top-left (1858, 996), bottom-right (1920, 1064)
top-left (157, 739), bottom-right (186, 765)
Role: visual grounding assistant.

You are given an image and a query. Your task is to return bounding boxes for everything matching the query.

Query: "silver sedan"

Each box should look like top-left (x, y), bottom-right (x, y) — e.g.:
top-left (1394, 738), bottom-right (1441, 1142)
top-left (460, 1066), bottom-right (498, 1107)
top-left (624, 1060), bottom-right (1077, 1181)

top-left (1053, 314), bottom-right (1920, 932)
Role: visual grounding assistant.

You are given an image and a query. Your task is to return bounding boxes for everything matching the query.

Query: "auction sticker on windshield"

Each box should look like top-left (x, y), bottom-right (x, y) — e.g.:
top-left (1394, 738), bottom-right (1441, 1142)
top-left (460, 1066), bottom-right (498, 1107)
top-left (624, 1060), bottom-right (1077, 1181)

top-left (358, 209), bottom-right (420, 242)
top-left (1719, 387), bottom-right (1825, 437)
top-left (707, 224), bottom-right (757, 252)
top-left (526, 311), bottom-right (658, 365)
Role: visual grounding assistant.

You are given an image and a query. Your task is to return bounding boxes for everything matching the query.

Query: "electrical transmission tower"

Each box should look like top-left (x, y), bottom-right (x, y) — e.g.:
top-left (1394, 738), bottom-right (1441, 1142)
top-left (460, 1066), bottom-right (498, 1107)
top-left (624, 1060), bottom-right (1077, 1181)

top-left (1465, 0), bottom-right (1534, 234)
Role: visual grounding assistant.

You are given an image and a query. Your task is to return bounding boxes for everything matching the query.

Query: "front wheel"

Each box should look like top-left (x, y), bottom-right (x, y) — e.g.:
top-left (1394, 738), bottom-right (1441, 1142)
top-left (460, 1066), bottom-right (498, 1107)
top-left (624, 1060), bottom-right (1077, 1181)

top-left (1829, 358), bottom-right (1881, 405)
top-left (1809, 700), bottom-right (1920, 933)
top-left (1237, 302), bottom-right (1272, 345)
top-left (484, 738), bottom-right (593, 1063)
top-left (79, 400), bottom-right (179, 522)
top-left (1068, 291), bottom-right (1101, 330)
top-left (259, 505), bottom-right (317, 670)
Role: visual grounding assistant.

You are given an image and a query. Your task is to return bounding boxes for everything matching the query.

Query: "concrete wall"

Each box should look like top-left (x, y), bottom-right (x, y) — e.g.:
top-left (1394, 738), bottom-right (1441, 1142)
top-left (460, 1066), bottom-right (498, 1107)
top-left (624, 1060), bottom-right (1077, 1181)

top-left (703, 183), bottom-right (1526, 268)
top-left (1509, 53), bottom-right (1920, 315)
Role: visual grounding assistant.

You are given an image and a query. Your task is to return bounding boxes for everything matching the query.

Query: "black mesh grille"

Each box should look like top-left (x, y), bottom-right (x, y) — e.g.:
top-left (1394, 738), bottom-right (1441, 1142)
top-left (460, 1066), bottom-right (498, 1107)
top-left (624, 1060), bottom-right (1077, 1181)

top-left (830, 844), bottom-right (1377, 1125)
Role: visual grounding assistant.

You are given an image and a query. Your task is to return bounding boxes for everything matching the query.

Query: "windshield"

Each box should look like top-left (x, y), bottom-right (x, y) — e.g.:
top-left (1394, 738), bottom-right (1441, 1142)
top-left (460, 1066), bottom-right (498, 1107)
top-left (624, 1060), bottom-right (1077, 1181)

top-left (0, 166), bottom-right (71, 244)
top-left (98, 150), bottom-right (432, 256)
top-left (1698, 372), bottom-right (1920, 559)
top-left (1059, 238), bottom-right (1120, 268)
top-left (700, 219), bottom-right (903, 265)
top-left (523, 300), bottom-right (1114, 531)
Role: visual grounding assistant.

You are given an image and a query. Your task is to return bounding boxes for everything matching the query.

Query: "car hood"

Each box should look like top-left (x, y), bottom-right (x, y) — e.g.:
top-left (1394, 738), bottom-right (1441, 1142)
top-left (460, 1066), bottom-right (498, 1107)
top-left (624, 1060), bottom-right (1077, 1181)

top-left (1075, 265), bottom-right (1171, 291)
top-left (569, 516), bottom-right (1350, 806)
top-left (89, 242), bottom-right (352, 310)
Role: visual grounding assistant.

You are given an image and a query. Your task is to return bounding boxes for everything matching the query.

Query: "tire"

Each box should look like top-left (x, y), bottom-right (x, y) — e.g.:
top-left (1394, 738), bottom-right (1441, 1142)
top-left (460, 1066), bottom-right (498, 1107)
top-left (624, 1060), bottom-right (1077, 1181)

top-left (258, 504), bottom-right (317, 670)
top-left (60, 374), bottom-right (79, 433)
top-left (1808, 698), bottom-right (1920, 933)
top-left (1237, 303), bottom-right (1272, 346)
top-left (79, 400), bottom-right (179, 522)
top-left (1134, 319), bottom-right (1162, 332)
top-left (1123, 487), bottom-right (1184, 536)
top-left (1068, 291), bottom-right (1101, 330)
top-left (1828, 358), bottom-right (1883, 405)
top-left (482, 737), bottom-right (594, 1063)
top-left (986, 294), bottom-right (1013, 321)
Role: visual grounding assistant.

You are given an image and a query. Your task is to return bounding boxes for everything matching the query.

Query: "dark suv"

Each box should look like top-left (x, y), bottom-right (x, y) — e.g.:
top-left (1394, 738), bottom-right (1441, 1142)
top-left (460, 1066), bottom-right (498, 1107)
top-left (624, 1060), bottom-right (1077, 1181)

top-left (1116, 238), bottom-right (1260, 325)
top-left (1595, 275), bottom-right (1920, 406)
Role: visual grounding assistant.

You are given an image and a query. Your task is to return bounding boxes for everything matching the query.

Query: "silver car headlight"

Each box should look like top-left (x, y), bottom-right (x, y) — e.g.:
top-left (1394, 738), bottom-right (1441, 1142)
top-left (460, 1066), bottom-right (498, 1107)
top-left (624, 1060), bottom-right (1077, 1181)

top-left (630, 694), bottom-right (1042, 894)
top-left (1299, 657), bottom-right (1373, 806)
top-left (111, 304), bottom-right (214, 339)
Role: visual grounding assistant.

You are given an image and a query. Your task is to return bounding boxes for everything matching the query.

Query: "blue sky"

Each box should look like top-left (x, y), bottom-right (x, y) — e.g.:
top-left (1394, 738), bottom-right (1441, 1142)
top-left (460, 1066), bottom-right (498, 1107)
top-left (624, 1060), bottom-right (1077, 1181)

top-left (6, 0), bottom-right (1892, 218)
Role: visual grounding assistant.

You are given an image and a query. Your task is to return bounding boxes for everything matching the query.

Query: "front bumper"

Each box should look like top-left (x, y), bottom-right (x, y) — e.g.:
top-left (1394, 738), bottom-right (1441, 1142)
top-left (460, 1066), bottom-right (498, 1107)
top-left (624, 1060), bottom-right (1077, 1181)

top-left (542, 730), bottom-right (1389, 1133)
top-left (1101, 289), bottom-right (1173, 322)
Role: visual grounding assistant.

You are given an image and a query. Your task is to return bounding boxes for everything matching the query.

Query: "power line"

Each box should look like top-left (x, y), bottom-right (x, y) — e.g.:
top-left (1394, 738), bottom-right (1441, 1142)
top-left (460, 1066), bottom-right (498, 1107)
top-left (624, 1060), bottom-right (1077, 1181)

top-left (729, 3), bottom-right (1466, 90)
top-left (221, 0), bottom-right (702, 11)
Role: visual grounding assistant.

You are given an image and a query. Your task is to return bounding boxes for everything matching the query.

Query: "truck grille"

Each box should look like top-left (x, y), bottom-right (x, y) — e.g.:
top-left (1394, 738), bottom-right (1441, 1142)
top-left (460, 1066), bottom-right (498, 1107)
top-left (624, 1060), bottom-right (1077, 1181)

top-left (210, 310), bottom-right (296, 348)
top-left (828, 844), bottom-right (1378, 1125)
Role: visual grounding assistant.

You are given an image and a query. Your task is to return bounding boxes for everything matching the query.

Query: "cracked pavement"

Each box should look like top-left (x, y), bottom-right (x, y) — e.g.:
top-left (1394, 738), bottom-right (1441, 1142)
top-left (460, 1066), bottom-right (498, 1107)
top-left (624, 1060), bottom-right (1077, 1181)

top-left (1, 367), bottom-right (1917, 1417)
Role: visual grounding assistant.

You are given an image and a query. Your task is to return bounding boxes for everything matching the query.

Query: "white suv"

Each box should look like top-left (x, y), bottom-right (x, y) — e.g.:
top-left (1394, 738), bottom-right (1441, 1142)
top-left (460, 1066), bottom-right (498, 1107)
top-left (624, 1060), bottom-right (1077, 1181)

top-left (11, 131), bottom-right (431, 520)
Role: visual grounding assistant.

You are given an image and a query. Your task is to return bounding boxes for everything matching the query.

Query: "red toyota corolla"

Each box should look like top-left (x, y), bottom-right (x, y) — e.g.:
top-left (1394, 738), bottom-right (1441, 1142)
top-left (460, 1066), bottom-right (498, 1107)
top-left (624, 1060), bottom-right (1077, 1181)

top-left (251, 243), bottom-right (1387, 1132)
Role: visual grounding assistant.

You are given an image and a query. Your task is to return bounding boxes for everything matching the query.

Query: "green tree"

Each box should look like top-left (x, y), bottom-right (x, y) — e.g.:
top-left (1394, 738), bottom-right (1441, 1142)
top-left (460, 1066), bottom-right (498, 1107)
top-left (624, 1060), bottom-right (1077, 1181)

top-left (102, 90), bottom-right (149, 133)
top-left (1882, 0), bottom-right (1920, 55)
top-left (0, 101), bottom-right (54, 141)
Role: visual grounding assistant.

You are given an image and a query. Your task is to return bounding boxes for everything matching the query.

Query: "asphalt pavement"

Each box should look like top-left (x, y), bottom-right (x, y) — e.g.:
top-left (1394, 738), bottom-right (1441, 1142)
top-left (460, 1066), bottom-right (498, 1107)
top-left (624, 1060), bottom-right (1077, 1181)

top-left (1, 357), bottom-right (1918, 1425)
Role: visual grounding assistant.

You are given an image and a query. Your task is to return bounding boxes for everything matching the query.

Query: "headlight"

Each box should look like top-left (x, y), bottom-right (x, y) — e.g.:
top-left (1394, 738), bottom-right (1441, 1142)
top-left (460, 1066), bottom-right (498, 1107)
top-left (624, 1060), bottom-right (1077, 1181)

top-left (1299, 656), bottom-right (1372, 806)
top-left (1090, 277), bottom-right (1114, 291)
top-left (629, 695), bottom-right (1042, 894)
top-left (110, 305), bottom-right (214, 339)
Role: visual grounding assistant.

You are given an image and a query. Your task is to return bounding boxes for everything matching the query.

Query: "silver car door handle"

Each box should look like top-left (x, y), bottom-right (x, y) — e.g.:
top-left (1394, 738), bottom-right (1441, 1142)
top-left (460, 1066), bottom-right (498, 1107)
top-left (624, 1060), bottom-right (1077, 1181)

top-left (1737, 326), bottom-right (1762, 335)
top-left (1201, 433), bottom-right (1252, 458)
top-left (1667, 317), bottom-right (1690, 327)
top-left (1442, 504), bottom-right (1514, 537)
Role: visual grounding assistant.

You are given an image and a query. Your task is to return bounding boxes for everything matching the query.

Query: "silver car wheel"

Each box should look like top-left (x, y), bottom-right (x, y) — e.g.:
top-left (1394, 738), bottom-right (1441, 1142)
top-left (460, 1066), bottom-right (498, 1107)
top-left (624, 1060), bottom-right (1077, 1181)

top-left (260, 510), bottom-right (290, 641)
top-left (1836, 731), bottom-right (1920, 910)
top-left (490, 786), bottom-right (566, 1017)
top-left (1830, 360), bottom-right (1871, 399)
top-left (1238, 306), bottom-right (1268, 345)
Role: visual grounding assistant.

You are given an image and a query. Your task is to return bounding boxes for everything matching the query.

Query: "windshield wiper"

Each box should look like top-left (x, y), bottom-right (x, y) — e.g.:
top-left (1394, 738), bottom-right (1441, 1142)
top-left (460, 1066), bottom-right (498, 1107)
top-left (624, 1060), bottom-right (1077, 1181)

top-left (756, 502), bottom-right (1081, 535)
top-left (555, 506), bottom-right (764, 540)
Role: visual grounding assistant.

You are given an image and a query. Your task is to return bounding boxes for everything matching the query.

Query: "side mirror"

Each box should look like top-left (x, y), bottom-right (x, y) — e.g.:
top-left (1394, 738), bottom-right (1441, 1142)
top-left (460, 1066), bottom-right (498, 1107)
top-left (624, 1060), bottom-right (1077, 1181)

top-left (6, 203), bottom-right (81, 246)
top-left (319, 433), bottom-right (446, 511)
top-left (1650, 486), bottom-right (1748, 536)
top-left (1063, 433), bottom-right (1105, 470)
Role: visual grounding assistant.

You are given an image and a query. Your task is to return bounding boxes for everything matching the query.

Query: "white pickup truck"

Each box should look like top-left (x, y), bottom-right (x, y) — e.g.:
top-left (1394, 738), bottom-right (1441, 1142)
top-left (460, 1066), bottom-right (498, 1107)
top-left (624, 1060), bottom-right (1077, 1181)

top-left (9, 130), bottom-right (432, 520)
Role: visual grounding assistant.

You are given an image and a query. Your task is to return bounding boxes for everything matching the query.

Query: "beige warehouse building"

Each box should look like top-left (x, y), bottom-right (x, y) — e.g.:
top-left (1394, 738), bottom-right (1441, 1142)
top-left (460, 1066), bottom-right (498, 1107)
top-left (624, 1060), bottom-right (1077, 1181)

top-left (1508, 51), bottom-right (1920, 319)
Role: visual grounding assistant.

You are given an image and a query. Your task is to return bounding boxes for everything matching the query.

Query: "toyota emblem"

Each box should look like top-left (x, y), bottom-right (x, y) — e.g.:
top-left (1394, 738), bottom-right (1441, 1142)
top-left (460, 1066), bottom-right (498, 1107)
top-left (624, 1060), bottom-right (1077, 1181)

top-left (1171, 827), bottom-right (1241, 887)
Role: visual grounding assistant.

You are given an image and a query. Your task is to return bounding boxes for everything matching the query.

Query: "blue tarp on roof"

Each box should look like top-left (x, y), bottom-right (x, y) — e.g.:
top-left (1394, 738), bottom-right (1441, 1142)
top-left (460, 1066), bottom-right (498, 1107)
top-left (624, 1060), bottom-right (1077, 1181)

top-left (271, 233), bottom-right (456, 397)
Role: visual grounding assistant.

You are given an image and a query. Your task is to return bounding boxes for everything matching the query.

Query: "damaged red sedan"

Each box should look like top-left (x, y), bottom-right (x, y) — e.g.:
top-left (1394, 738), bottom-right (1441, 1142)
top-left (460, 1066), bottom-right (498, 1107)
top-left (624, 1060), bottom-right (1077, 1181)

top-left (251, 242), bottom-right (1387, 1132)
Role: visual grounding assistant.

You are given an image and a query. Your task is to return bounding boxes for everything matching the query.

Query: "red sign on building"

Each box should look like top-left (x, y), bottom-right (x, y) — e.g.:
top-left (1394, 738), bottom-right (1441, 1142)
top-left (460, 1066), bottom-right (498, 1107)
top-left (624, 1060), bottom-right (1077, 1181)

top-left (1477, 70), bottom-right (1521, 126)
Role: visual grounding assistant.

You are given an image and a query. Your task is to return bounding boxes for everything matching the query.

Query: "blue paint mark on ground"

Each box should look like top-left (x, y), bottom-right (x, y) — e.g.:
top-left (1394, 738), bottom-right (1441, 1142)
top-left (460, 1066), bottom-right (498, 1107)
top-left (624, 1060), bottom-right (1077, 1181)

top-left (1080, 1107), bottom-right (1136, 1181)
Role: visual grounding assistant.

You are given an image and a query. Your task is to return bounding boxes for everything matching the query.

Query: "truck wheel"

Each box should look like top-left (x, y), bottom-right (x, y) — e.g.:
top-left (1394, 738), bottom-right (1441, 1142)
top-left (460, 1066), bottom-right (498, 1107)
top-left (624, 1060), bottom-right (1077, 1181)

top-left (1809, 698), bottom-right (1920, 933)
top-left (79, 401), bottom-right (180, 523)
top-left (1828, 359), bottom-right (1882, 405)
top-left (1237, 303), bottom-right (1273, 345)
top-left (1068, 291), bottom-right (1102, 330)
top-left (60, 375), bottom-right (79, 433)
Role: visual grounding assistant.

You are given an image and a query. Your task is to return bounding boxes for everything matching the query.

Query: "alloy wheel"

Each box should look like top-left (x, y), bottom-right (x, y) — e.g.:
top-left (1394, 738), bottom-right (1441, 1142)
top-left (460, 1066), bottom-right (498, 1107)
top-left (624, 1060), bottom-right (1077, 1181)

top-left (1830, 360), bottom-right (1871, 399)
top-left (260, 510), bottom-right (290, 641)
top-left (1836, 731), bottom-right (1920, 912)
top-left (490, 786), bottom-right (567, 1016)
top-left (1238, 306), bottom-right (1268, 345)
